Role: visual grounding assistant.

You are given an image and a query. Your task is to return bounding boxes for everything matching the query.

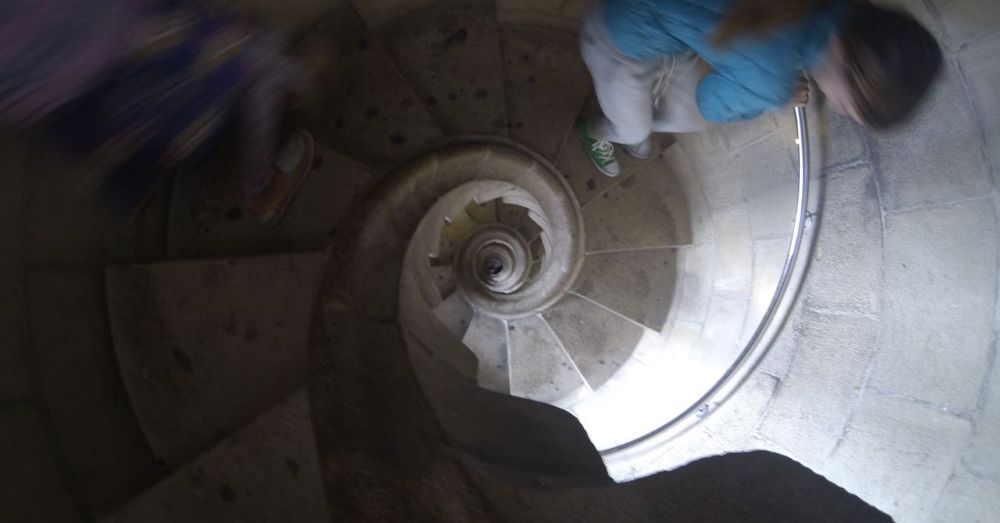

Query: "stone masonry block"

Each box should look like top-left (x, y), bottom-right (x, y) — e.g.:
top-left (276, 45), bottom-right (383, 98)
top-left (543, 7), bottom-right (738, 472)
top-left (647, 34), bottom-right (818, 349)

top-left (805, 166), bottom-right (882, 313)
top-left (931, 471), bottom-right (1000, 523)
top-left (822, 393), bottom-right (973, 523)
top-left (756, 311), bottom-right (878, 465)
top-left (703, 370), bottom-right (781, 449)
top-left (872, 63), bottom-right (991, 211)
top-left (737, 134), bottom-right (799, 239)
top-left (872, 199), bottom-right (997, 412)
top-left (959, 34), bottom-right (1000, 189)
top-left (929, 0), bottom-right (1000, 46)
top-left (0, 404), bottom-right (84, 522)
top-left (962, 350), bottom-right (1000, 481)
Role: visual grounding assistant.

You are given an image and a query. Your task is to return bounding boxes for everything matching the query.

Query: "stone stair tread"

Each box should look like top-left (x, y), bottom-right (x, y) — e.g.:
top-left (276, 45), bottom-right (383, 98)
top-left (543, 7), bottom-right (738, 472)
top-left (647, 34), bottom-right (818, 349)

top-left (507, 314), bottom-right (587, 404)
top-left (542, 293), bottom-right (645, 390)
top-left (500, 25), bottom-right (592, 159)
top-left (378, 0), bottom-right (508, 135)
top-left (572, 249), bottom-right (679, 332)
top-left (167, 143), bottom-right (375, 259)
top-left (26, 266), bottom-right (160, 514)
top-left (581, 158), bottom-right (692, 251)
top-left (106, 252), bottom-right (325, 468)
top-left (311, 2), bottom-right (444, 165)
top-left (554, 96), bottom-right (676, 206)
top-left (100, 390), bottom-right (329, 523)
top-left (461, 312), bottom-right (511, 393)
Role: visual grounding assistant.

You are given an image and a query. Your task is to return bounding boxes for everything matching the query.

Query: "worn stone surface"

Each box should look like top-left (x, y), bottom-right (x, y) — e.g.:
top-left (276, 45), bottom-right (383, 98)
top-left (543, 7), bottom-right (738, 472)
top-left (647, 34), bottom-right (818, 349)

top-left (315, 0), bottom-right (443, 165)
top-left (932, 471), bottom-right (1000, 523)
top-left (690, 293), bottom-right (748, 372)
top-left (703, 370), bottom-right (781, 449)
top-left (0, 404), bottom-right (84, 523)
top-left (106, 252), bottom-right (324, 468)
top-left (756, 311), bottom-right (878, 465)
top-left (872, 64), bottom-right (991, 212)
top-left (572, 248), bottom-right (678, 331)
top-left (872, 199), bottom-right (997, 413)
top-left (544, 293), bottom-right (644, 389)
top-left (737, 133), bottom-right (798, 239)
top-left (804, 166), bottom-right (883, 313)
top-left (508, 314), bottom-right (587, 403)
top-left (671, 243), bottom-right (714, 325)
top-left (963, 353), bottom-right (1000, 480)
top-left (26, 267), bottom-right (159, 514)
top-left (168, 143), bottom-right (376, 259)
top-left (744, 237), bottom-right (791, 339)
top-left (673, 131), bottom-right (743, 211)
top-left (822, 393), bottom-right (973, 523)
top-left (710, 204), bottom-right (753, 294)
top-left (461, 312), bottom-right (510, 393)
top-left (959, 34), bottom-right (1000, 189)
top-left (929, 0), bottom-right (1000, 45)
top-left (379, 1), bottom-right (507, 136)
top-left (0, 137), bottom-right (28, 401)
top-left (102, 390), bottom-right (330, 523)
top-left (501, 26), bottom-right (591, 159)
top-left (582, 159), bottom-right (692, 251)
top-left (716, 117), bottom-right (776, 153)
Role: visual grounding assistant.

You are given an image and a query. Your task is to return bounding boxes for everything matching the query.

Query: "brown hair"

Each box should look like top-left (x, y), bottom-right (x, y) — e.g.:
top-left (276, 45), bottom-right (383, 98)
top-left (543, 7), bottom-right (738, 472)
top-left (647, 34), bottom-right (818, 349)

top-left (839, 3), bottom-right (942, 128)
top-left (713, 0), bottom-right (837, 45)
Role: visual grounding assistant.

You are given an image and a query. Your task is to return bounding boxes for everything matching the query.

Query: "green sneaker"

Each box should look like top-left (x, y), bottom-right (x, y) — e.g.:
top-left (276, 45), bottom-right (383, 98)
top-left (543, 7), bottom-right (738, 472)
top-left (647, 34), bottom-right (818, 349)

top-left (576, 118), bottom-right (621, 177)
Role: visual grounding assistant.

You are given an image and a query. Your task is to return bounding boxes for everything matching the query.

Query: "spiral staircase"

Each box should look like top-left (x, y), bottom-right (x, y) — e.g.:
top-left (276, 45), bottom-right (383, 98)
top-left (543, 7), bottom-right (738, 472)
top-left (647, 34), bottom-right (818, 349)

top-left (2, 0), bottom-right (899, 521)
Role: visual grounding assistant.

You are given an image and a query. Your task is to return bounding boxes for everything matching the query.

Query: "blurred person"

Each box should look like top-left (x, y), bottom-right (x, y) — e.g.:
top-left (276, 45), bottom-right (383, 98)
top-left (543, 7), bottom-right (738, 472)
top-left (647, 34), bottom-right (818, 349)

top-left (575, 0), bottom-right (942, 177)
top-left (0, 0), bottom-right (332, 223)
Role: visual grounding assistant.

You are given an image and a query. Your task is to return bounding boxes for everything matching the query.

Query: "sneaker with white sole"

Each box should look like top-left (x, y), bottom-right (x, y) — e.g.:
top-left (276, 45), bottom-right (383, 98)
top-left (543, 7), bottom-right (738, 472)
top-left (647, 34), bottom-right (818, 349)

top-left (576, 118), bottom-right (621, 177)
top-left (624, 137), bottom-right (652, 160)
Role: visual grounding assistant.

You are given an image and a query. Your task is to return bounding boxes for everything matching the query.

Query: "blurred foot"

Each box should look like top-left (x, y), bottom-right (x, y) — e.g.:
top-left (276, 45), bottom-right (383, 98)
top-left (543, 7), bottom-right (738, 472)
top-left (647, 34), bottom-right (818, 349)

top-left (624, 137), bottom-right (652, 160)
top-left (249, 130), bottom-right (314, 225)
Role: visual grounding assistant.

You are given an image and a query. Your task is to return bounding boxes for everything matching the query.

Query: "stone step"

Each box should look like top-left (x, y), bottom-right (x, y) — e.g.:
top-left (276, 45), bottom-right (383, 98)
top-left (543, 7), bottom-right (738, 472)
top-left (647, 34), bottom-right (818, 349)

top-left (542, 293), bottom-right (643, 390)
top-left (499, 25), bottom-right (592, 159)
top-left (311, 0), bottom-right (444, 166)
top-left (461, 311), bottom-right (511, 393)
top-left (101, 390), bottom-right (329, 523)
top-left (167, 143), bottom-right (376, 259)
top-left (507, 314), bottom-right (588, 404)
top-left (105, 252), bottom-right (325, 469)
top-left (552, 96), bottom-right (676, 206)
top-left (377, 0), bottom-right (508, 136)
top-left (25, 266), bottom-right (161, 515)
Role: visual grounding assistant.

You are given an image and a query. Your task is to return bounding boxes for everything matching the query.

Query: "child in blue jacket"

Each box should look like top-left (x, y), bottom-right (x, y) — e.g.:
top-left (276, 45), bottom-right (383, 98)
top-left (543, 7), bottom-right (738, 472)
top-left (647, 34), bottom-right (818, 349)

top-left (577, 0), bottom-right (941, 176)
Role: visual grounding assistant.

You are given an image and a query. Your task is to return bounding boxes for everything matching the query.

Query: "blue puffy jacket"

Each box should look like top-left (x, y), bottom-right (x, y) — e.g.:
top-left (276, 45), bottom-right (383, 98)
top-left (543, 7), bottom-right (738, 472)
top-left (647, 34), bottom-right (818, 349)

top-left (600, 0), bottom-right (845, 122)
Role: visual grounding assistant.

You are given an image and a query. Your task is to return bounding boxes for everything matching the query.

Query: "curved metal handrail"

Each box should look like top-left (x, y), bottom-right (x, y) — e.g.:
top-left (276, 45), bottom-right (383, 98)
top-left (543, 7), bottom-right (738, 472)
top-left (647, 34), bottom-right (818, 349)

top-left (600, 106), bottom-right (812, 456)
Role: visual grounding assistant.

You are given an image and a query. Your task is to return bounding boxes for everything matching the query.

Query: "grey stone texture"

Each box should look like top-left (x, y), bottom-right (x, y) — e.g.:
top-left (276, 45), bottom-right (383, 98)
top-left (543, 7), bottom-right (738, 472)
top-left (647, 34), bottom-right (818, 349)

top-left (959, 34), bottom-right (1000, 189)
top-left (501, 26), bottom-right (592, 159)
top-left (0, 404), bottom-right (84, 523)
top-left (872, 63), bottom-right (992, 212)
top-left (932, 471), bottom-right (1000, 523)
top-left (379, 1), bottom-right (508, 136)
top-left (582, 158), bottom-right (692, 251)
top-left (544, 293), bottom-right (643, 388)
top-left (756, 311), bottom-right (879, 464)
top-left (804, 166), bottom-right (882, 313)
top-left (26, 266), bottom-right (160, 514)
top-left (106, 253), bottom-right (324, 468)
top-left (963, 351), bottom-right (1000, 481)
top-left (737, 133), bottom-right (799, 239)
top-left (572, 248), bottom-right (678, 331)
top-left (822, 393), bottom-right (973, 522)
top-left (507, 314), bottom-right (587, 402)
top-left (168, 143), bottom-right (376, 259)
top-left (102, 390), bottom-right (330, 523)
top-left (314, 0), bottom-right (443, 166)
top-left (871, 199), bottom-right (997, 413)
